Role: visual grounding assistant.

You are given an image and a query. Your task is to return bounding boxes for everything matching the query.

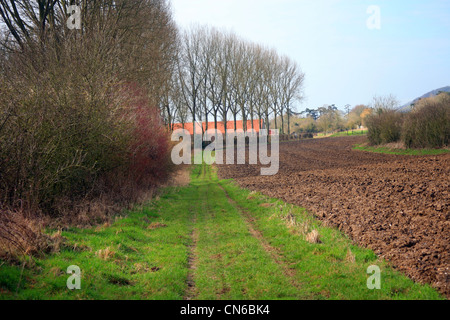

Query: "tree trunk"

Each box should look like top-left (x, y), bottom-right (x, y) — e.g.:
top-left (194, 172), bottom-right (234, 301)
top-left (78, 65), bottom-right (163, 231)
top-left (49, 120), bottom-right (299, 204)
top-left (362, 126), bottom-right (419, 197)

top-left (287, 104), bottom-right (291, 136)
top-left (274, 111), bottom-right (277, 132)
top-left (242, 104), bottom-right (247, 133)
top-left (214, 111), bottom-right (218, 137)
top-left (250, 105), bottom-right (255, 131)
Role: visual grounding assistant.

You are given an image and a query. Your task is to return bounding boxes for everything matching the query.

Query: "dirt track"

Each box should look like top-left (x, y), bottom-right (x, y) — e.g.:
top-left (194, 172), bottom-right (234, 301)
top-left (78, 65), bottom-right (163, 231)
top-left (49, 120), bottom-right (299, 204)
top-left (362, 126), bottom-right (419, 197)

top-left (217, 136), bottom-right (450, 298)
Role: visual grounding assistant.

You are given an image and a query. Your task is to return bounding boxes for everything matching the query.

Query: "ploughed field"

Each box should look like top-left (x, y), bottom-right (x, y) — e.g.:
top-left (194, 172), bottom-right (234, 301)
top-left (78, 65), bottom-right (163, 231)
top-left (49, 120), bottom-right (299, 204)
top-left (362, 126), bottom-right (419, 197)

top-left (217, 136), bottom-right (449, 297)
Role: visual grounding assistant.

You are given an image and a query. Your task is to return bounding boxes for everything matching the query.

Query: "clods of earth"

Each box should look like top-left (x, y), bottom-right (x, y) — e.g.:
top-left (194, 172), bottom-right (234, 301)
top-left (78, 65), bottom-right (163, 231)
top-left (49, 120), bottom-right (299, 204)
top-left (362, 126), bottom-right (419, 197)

top-left (217, 136), bottom-right (449, 298)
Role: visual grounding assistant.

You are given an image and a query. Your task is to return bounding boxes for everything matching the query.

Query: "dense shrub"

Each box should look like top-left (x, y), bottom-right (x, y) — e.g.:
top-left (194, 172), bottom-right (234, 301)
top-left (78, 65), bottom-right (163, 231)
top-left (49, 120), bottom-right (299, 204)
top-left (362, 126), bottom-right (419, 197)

top-left (402, 93), bottom-right (450, 149)
top-left (0, 0), bottom-right (175, 259)
top-left (366, 110), bottom-right (404, 145)
top-left (0, 0), bottom-right (176, 216)
top-left (120, 84), bottom-right (173, 188)
top-left (0, 59), bottom-right (172, 212)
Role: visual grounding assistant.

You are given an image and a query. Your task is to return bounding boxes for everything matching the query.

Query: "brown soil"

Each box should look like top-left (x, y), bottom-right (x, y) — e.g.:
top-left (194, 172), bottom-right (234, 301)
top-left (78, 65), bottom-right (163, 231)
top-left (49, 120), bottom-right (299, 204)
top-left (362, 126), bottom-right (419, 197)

top-left (217, 136), bottom-right (450, 298)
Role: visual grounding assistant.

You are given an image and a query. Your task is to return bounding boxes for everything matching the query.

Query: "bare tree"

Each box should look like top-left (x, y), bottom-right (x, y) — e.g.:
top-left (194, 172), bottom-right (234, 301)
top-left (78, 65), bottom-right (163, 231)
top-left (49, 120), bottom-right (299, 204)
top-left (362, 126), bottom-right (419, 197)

top-left (217, 31), bottom-right (234, 136)
top-left (371, 94), bottom-right (400, 114)
top-left (280, 55), bottom-right (305, 136)
top-left (205, 27), bottom-right (225, 135)
top-left (246, 43), bottom-right (263, 131)
top-left (177, 25), bottom-right (205, 138)
top-left (230, 38), bottom-right (252, 132)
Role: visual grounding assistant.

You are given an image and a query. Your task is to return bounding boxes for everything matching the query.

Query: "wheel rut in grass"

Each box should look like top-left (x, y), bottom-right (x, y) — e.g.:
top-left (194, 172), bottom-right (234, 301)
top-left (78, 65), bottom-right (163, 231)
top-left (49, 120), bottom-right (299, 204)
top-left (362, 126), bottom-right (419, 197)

top-left (188, 163), bottom-right (306, 299)
top-left (185, 213), bottom-right (198, 300)
top-left (185, 163), bottom-right (214, 300)
top-left (184, 165), bottom-right (205, 300)
top-left (204, 173), bottom-right (232, 299)
top-left (216, 182), bottom-right (304, 293)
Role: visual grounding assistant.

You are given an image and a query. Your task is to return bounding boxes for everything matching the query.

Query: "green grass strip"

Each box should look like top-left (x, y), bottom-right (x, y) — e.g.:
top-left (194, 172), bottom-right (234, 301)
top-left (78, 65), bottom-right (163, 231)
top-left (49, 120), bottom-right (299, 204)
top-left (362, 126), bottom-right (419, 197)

top-left (192, 164), bottom-right (303, 300)
top-left (0, 187), bottom-right (194, 300)
top-left (331, 130), bottom-right (368, 137)
top-left (354, 144), bottom-right (450, 156)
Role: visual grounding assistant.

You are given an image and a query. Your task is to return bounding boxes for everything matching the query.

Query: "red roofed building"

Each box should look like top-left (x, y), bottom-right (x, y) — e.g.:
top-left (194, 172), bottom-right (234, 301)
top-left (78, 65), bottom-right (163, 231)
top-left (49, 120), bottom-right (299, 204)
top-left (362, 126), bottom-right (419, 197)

top-left (172, 120), bottom-right (264, 135)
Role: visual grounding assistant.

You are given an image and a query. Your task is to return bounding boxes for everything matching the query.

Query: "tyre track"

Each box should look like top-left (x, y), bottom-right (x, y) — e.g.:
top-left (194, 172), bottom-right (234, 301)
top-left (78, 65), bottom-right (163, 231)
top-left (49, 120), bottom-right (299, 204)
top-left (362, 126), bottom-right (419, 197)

top-left (216, 182), bottom-right (306, 295)
top-left (183, 164), bottom-right (205, 300)
top-left (184, 212), bottom-right (198, 300)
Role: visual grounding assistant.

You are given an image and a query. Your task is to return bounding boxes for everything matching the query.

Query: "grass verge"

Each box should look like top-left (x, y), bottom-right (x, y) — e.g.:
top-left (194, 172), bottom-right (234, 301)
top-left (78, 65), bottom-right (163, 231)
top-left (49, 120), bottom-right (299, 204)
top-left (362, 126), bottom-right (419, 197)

top-left (0, 186), bottom-right (194, 300)
top-left (331, 130), bottom-right (368, 138)
top-left (354, 144), bottom-right (450, 156)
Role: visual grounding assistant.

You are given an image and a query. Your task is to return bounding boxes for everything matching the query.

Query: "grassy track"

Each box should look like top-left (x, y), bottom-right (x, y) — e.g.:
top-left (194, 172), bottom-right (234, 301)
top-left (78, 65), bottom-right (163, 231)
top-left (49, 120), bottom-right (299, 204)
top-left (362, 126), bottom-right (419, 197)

top-left (0, 162), bottom-right (444, 300)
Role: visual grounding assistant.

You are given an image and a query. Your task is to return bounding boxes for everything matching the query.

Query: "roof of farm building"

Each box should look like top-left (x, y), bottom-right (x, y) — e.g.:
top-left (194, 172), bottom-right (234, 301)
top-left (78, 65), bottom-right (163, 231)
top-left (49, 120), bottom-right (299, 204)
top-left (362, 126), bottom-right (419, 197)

top-left (172, 120), bottom-right (264, 135)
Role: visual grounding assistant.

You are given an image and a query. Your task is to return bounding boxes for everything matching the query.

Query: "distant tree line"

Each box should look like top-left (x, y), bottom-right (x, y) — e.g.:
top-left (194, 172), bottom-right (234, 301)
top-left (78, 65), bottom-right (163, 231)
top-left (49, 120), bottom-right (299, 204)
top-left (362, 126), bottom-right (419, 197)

top-left (161, 25), bottom-right (306, 136)
top-left (276, 103), bottom-right (373, 136)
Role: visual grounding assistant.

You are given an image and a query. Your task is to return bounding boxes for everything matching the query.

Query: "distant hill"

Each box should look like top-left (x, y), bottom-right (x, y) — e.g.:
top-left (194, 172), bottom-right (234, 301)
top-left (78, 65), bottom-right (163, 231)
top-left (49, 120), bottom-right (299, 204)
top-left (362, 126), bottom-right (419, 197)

top-left (399, 86), bottom-right (450, 112)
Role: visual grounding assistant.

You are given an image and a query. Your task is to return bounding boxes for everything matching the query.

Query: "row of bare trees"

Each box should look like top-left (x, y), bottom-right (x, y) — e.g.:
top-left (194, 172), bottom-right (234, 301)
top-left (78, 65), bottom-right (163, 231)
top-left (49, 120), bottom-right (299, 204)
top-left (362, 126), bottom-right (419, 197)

top-left (160, 25), bottom-right (305, 136)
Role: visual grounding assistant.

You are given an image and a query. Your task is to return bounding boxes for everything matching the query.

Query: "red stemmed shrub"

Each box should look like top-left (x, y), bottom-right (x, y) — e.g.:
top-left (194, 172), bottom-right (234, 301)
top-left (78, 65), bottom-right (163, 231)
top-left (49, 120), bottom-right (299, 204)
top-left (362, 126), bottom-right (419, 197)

top-left (120, 83), bottom-right (173, 189)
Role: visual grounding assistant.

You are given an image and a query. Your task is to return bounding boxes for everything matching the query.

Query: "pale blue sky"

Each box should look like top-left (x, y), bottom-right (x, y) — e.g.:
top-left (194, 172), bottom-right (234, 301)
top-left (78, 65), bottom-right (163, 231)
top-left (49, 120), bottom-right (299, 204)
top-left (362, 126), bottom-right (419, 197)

top-left (171, 0), bottom-right (450, 111)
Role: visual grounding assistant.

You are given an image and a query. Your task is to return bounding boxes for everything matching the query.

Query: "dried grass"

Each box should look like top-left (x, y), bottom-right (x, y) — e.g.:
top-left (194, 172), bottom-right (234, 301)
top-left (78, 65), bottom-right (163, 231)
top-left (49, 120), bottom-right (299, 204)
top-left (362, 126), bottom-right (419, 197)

top-left (383, 141), bottom-right (407, 150)
top-left (168, 165), bottom-right (191, 187)
top-left (0, 211), bottom-right (53, 261)
top-left (133, 263), bottom-right (150, 274)
top-left (305, 230), bottom-right (321, 244)
top-left (95, 247), bottom-right (115, 261)
top-left (50, 230), bottom-right (65, 254)
top-left (95, 222), bottom-right (112, 233)
top-left (270, 204), bottom-right (313, 237)
top-left (0, 185), bottom-right (157, 261)
top-left (281, 213), bottom-right (297, 228)
top-left (346, 247), bottom-right (356, 263)
top-left (246, 191), bottom-right (258, 200)
top-left (147, 222), bottom-right (168, 230)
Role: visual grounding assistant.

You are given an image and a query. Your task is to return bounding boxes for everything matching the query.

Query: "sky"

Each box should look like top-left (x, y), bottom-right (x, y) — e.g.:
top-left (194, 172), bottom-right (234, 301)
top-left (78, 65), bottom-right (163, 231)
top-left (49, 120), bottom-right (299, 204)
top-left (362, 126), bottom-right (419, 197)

top-left (170, 0), bottom-right (450, 112)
